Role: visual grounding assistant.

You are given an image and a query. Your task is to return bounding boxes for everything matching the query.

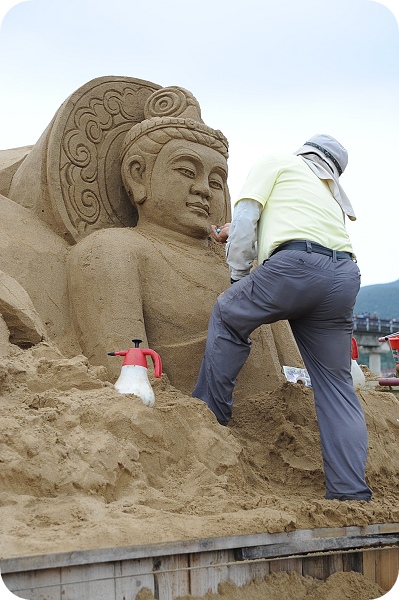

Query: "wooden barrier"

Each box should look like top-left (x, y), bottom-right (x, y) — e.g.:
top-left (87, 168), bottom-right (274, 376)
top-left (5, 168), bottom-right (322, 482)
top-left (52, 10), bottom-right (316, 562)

top-left (1, 523), bottom-right (398, 599)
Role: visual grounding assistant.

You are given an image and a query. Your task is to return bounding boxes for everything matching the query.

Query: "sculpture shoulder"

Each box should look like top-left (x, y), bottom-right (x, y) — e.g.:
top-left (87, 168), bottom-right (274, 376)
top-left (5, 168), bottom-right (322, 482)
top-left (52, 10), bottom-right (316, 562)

top-left (71, 227), bottom-right (147, 256)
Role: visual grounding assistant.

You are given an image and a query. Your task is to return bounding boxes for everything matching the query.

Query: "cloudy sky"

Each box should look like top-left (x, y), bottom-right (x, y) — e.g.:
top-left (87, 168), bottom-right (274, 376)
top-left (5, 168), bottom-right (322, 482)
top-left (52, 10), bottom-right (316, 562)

top-left (0, 0), bottom-right (398, 289)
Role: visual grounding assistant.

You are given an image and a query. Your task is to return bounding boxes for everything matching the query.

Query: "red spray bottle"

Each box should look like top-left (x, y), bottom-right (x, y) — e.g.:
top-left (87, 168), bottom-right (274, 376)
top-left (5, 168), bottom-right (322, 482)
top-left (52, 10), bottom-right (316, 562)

top-left (108, 339), bottom-right (162, 407)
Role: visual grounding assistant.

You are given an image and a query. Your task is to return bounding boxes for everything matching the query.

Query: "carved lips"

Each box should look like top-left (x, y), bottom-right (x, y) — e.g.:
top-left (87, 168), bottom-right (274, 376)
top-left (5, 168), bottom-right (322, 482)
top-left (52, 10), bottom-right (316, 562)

top-left (186, 201), bottom-right (210, 216)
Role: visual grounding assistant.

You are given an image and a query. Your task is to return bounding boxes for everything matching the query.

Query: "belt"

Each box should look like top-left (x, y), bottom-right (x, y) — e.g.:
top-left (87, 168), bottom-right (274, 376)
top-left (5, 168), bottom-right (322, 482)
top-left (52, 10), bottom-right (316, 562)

top-left (270, 240), bottom-right (354, 260)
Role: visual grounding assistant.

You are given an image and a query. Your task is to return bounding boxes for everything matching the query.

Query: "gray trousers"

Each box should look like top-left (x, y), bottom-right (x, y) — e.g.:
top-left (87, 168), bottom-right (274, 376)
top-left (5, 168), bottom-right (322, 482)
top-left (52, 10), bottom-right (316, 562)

top-left (193, 248), bottom-right (372, 501)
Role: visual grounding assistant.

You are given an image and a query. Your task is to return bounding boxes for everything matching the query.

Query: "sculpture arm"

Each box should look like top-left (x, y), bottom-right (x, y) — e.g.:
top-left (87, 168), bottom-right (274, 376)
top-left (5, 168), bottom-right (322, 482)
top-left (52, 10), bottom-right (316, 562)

top-left (67, 229), bottom-right (148, 382)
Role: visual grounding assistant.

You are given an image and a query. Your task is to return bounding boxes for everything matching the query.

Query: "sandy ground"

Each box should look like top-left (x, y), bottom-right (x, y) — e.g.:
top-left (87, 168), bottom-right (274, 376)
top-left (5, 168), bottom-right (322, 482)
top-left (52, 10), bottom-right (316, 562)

top-left (0, 342), bottom-right (398, 598)
top-left (138, 571), bottom-right (386, 600)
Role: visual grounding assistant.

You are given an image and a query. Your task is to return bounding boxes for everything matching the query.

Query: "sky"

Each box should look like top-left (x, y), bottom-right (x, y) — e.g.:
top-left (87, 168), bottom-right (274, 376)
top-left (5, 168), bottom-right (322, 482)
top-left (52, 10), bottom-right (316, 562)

top-left (0, 0), bottom-right (398, 289)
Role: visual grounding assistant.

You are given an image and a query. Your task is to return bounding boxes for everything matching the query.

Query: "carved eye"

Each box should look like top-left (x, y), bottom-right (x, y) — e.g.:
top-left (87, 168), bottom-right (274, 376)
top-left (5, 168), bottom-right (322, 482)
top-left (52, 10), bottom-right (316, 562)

top-left (176, 167), bottom-right (195, 179)
top-left (209, 178), bottom-right (223, 191)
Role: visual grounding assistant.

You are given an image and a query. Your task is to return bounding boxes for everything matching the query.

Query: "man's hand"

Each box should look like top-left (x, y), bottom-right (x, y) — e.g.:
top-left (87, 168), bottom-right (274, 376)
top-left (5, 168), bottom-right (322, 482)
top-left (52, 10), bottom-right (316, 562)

top-left (211, 223), bottom-right (230, 243)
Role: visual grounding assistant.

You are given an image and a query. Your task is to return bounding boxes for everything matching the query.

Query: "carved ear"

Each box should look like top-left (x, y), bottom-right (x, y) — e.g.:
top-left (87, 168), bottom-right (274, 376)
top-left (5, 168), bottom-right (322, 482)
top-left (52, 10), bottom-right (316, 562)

top-left (121, 154), bottom-right (147, 204)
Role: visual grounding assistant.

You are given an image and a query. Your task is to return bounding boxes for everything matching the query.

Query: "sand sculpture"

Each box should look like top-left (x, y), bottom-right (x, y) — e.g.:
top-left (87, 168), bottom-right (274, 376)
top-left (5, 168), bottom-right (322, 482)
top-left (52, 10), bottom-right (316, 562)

top-left (0, 75), bottom-right (301, 395)
top-left (1, 78), bottom-right (398, 599)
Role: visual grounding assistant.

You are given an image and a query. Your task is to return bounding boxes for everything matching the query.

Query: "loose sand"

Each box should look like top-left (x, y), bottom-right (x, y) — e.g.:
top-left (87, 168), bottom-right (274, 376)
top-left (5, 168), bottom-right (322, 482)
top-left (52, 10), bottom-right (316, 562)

top-left (0, 339), bottom-right (398, 599)
top-left (138, 571), bottom-right (386, 600)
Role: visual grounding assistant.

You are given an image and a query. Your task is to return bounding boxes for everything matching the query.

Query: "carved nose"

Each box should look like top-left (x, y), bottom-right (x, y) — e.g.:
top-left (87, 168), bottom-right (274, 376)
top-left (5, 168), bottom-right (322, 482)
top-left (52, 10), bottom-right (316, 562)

top-left (191, 182), bottom-right (211, 200)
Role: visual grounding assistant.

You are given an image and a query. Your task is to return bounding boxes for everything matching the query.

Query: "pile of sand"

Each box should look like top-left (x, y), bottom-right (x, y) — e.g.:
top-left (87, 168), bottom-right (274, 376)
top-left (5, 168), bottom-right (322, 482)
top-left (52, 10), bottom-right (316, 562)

top-left (0, 340), bottom-right (398, 561)
top-left (138, 571), bottom-right (385, 600)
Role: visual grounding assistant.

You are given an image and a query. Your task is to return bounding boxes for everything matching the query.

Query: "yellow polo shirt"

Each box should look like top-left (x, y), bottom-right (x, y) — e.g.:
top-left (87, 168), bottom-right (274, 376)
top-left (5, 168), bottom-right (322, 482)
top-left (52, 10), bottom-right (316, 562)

top-left (235, 153), bottom-right (354, 263)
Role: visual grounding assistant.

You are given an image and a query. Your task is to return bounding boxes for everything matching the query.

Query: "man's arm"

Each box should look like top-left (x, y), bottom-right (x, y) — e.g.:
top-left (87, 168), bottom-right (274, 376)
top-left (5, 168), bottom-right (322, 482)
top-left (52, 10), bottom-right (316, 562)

top-left (226, 199), bottom-right (262, 282)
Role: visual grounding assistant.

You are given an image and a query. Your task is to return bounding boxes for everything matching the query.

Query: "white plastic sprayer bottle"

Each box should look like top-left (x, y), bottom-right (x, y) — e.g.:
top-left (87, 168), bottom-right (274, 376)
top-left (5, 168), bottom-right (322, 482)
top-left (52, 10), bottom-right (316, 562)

top-left (351, 336), bottom-right (365, 389)
top-left (108, 339), bottom-right (162, 407)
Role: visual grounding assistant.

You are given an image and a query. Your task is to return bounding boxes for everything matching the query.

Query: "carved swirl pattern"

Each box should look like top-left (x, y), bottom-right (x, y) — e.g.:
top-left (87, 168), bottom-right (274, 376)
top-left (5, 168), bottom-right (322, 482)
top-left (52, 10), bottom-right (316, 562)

top-left (52, 79), bottom-right (159, 241)
top-left (61, 159), bottom-right (100, 225)
top-left (144, 87), bottom-right (189, 119)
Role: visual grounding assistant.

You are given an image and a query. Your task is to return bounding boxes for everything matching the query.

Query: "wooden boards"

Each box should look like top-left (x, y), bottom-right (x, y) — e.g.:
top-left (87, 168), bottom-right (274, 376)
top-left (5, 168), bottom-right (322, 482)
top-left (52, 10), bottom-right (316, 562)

top-left (1, 523), bottom-right (398, 599)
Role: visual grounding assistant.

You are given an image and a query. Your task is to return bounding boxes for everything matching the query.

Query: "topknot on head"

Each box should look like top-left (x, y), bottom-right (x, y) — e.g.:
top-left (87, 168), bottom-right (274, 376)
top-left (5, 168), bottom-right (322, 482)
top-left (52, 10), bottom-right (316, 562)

top-left (120, 86), bottom-right (228, 162)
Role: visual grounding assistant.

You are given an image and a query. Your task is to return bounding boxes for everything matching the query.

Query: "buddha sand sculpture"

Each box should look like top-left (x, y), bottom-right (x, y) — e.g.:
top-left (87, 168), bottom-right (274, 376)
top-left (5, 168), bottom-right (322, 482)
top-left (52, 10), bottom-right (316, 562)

top-left (0, 75), bottom-right (300, 395)
top-left (0, 78), bottom-right (398, 599)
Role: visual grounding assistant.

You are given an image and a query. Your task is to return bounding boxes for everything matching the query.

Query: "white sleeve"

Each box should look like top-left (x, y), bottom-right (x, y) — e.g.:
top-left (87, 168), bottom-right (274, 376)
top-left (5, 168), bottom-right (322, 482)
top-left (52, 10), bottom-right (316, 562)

top-left (226, 198), bottom-right (262, 281)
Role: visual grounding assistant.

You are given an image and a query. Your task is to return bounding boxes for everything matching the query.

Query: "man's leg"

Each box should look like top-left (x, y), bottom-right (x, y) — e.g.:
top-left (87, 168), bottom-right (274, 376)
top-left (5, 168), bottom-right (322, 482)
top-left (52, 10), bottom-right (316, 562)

top-left (193, 279), bottom-right (253, 424)
top-left (193, 250), bottom-right (334, 424)
top-left (289, 259), bottom-right (372, 501)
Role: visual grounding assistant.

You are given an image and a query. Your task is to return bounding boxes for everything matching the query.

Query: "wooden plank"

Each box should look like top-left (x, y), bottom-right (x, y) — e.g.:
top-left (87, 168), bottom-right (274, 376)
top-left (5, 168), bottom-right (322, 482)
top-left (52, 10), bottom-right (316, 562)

top-left (153, 554), bottom-right (190, 600)
top-left (2, 567), bottom-right (61, 600)
top-left (342, 551), bottom-right (363, 574)
top-left (114, 558), bottom-right (155, 600)
top-left (237, 533), bottom-right (399, 560)
top-left (325, 552), bottom-right (344, 576)
top-left (301, 551), bottom-right (364, 582)
top-left (269, 557), bottom-right (302, 575)
top-left (362, 549), bottom-right (377, 584)
top-left (302, 555), bottom-right (333, 580)
top-left (60, 563), bottom-right (115, 600)
top-left (244, 558), bottom-right (271, 582)
top-left (375, 547), bottom-right (399, 592)
top-left (2, 529), bottom-right (398, 600)
top-left (2, 523), bottom-right (399, 574)
top-left (378, 523), bottom-right (399, 534)
top-left (226, 556), bottom-right (270, 588)
top-left (189, 549), bottom-right (233, 596)
top-left (2, 546), bottom-right (398, 599)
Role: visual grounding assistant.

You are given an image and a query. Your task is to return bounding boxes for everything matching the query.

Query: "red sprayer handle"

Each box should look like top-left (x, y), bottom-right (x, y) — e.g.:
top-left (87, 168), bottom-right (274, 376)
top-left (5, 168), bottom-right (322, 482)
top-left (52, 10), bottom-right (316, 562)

top-left (351, 337), bottom-right (359, 360)
top-left (142, 348), bottom-right (162, 378)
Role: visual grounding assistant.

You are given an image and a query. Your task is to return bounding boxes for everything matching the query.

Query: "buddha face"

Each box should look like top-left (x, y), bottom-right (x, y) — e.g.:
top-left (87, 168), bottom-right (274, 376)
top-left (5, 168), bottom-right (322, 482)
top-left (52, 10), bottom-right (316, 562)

top-left (138, 139), bottom-right (228, 238)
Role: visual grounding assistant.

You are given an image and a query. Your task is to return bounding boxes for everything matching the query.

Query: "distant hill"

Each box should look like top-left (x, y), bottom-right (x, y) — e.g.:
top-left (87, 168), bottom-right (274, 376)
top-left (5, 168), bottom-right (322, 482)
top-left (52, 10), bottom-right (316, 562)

top-left (354, 279), bottom-right (399, 321)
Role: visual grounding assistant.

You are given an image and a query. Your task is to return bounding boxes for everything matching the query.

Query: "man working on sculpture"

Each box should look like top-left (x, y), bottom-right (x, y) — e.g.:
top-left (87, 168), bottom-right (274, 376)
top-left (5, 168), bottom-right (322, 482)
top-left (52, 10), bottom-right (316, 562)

top-left (193, 134), bottom-right (372, 502)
